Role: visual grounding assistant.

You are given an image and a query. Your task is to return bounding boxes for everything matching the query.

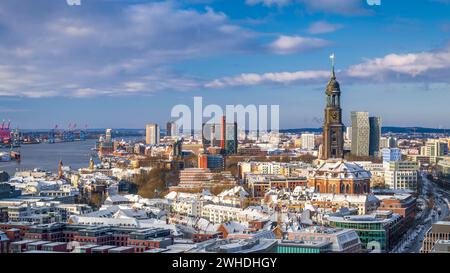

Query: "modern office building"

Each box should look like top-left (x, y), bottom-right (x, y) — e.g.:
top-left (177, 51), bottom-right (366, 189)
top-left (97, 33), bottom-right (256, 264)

top-left (430, 240), bottom-right (450, 253)
top-left (198, 154), bottom-right (225, 171)
top-left (166, 122), bottom-right (178, 137)
top-left (437, 156), bottom-right (450, 178)
top-left (225, 122), bottom-right (238, 155)
top-left (421, 221), bottom-right (450, 253)
top-left (380, 137), bottom-right (398, 149)
top-left (202, 123), bottom-right (218, 149)
top-left (369, 117), bottom-right (381, 157)
top-left (145, 124), bottom-right (160, 145)
top-left (283, 227), bottom-right (362, 253)
top-left (384, 161), bottom-right (419, 191)
top-left (277, 240), bottom-right (332, 253)
top-left (301, 133), bottom-right (315, 150)
top-left (351, 112), bottom-right (370, 157)
top-left (105, 128), bottom-right (112, 143)
top-left (423, 139), bottom-right (448, 157)
top-left (345, 127), bottom-right (352, 141)
top-left (321, 56), bottom-right (344, 160)
top-left (382, 148), bottom-right (402, 164)
top-left (202, 118), bottom-right (237, 155)
top-left (328, 211), bottom-right (403, 252)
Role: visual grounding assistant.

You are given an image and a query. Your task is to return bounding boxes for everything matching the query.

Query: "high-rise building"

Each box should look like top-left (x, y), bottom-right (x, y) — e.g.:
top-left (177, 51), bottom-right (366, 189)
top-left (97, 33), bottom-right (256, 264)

top-left (225, 122), bottom-right (238, 155)
top-left (369, 117), bottom-right (381, 157)
top-left (202, 118), bottom-right (238, 155)
top-left (423, 139), bottom-right (448, 157)
top-left (166, 122), bottom-right (178, 137)
top-left (351, 112), bottom-right (370, 157)
top-left (381, 137), bottom-right (397, 149)
top-left (321, 54), bottom-right (344, 160)
top-left (202, 123), bottom-right (218, 148)
top-left (220, 115), bottom-right (226, 150)
top-left (145, 124), bottom-right (160, 145)
top-left (105, 128), bottom-right (112, 143)
top-left (345, 127), bottom-right (352, 141)
top-left (301, 134), bottom-right (315, 150)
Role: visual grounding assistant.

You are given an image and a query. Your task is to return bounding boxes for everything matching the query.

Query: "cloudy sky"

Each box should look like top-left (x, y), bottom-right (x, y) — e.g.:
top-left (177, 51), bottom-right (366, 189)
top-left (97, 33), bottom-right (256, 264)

top-left (1, 0), bottom-right (450, 129)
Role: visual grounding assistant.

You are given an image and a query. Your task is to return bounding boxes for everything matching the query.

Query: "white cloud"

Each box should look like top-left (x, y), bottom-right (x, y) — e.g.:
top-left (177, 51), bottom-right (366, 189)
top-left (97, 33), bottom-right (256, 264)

top-left (245, 0), bottom-right (291, 7)
top-left (269, 35), bottom-right (329, 54)
top-left (297, 0), bottom-right (367, 15)
top-left (208, 45), bottom-right (450, 88)
top-left (347, 46), bottom-right (450, 78)
top-left (307, 21), bottom-right (344, 34)
top-left (0, 1), bottom-right (256, 98)
top-left (246, 0), bottom-right (367, 15)
top-left (206, 70), bottom-right (330, 88)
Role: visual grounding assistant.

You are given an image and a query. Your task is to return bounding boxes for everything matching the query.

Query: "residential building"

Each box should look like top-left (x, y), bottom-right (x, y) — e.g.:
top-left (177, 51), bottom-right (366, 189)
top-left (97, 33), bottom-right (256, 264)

top-left (145, 124), bottom-right (160, 145)
top-left (301, 134), bottom-right (315, 150)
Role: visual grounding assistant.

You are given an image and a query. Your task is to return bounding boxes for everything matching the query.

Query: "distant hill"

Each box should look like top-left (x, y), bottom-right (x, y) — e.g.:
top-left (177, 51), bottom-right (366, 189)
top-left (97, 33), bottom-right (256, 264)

top-left (21, 127), bottom-right (449, 135)
top-left (280, 127), bottom-right (449, 134)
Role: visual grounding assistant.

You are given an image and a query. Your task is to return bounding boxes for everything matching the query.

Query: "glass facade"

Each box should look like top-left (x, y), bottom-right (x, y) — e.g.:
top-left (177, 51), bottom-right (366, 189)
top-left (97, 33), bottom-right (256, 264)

top-left (330, 221), bottom-right (387, 251)
top-left (277, 245), bottom-right (322, 254)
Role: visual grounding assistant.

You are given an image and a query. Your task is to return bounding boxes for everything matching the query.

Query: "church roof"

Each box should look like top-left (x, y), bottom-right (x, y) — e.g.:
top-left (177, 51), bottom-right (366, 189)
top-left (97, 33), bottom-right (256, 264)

top-left (311, 160), bottom-right (371, 180)
top-left (326, 76), bottom-right (340, 95)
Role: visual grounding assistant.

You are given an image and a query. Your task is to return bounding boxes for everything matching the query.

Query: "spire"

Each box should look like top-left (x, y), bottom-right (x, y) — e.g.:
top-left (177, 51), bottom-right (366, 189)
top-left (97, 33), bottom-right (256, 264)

top-left (89, 157), bottom-right (95, 170)
top-left (58, 159), bottom-right (63, 179)
top-left (330, 53), bottom-right (335, 79)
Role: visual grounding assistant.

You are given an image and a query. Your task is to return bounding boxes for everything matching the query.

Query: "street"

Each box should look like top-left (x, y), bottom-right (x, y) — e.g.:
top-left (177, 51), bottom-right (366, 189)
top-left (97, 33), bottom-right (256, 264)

top-left (391, 171), bottom-right (450, 253)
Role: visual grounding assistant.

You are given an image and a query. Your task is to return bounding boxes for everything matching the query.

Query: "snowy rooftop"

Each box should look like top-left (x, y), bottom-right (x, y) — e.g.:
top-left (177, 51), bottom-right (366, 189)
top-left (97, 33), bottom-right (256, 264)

top-left (311, 161), bottom-right (371, 180)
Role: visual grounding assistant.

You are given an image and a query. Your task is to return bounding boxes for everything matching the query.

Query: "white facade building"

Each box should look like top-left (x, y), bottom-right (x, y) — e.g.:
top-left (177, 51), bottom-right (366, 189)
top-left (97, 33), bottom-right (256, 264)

top-left (301, 134), bottom-right (315, 150)
top-left (384, 161), bottom-right (419, 191)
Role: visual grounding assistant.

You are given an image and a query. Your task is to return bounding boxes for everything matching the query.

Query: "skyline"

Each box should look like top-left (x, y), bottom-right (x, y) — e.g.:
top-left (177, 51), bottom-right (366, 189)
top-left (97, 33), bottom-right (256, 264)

top-left (1, 0), bottom-right (450, 129)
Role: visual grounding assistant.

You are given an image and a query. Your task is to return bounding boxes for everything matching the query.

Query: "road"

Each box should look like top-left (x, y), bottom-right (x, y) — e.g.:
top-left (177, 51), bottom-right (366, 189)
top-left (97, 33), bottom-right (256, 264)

top-left (391, 171), bottom-right (450, 253)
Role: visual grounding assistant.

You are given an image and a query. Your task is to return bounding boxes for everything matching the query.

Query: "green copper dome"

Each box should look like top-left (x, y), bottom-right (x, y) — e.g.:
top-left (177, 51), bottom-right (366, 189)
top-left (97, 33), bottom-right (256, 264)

top-left (326, 76), bottom-right (340, 95)
top-left (326, 54), bottom-right (340, 95)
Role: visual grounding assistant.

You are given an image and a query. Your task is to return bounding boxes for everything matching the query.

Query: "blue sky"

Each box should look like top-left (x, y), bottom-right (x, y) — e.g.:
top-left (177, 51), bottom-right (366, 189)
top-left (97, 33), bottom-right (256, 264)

top-left (1, 0), bottom-right (450, 129)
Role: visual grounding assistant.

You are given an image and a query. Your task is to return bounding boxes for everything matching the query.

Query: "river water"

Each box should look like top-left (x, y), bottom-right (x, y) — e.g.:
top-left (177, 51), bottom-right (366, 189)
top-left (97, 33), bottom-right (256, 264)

top-left (0, 139), bottom-right (98, 176)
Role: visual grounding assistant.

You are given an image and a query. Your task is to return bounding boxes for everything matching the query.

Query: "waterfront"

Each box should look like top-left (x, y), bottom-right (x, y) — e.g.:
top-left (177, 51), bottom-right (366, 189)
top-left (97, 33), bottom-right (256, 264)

top-left (0, 139), bottom-right (98, 175)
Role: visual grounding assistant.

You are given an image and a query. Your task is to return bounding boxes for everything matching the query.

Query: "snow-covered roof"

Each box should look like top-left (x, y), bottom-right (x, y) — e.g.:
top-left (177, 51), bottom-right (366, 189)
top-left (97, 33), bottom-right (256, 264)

top-left (220, 221), bottom-right (247, 234)
top-left (105, 195), bottom-right (132, 204)
top-left (217, 186), bottom-right (249, 198)
top-left (311, 160), bottom-right (371, 180)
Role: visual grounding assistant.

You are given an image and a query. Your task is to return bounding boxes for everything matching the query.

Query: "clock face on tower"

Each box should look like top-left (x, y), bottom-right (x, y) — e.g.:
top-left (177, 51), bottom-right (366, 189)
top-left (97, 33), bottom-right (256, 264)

top-left (330, 111), bottom-right (339, 122)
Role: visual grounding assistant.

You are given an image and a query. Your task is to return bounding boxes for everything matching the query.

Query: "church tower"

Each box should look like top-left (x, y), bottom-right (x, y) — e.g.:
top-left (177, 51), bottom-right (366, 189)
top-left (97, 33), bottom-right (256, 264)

top-left (321, 54), bottom-right (344, 159)
top-left (57, 160), bottom-right (64, 179)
